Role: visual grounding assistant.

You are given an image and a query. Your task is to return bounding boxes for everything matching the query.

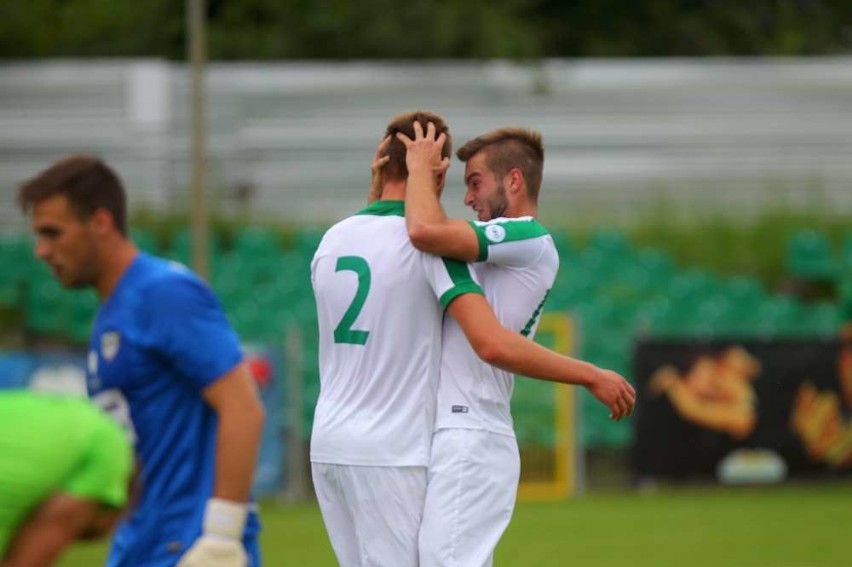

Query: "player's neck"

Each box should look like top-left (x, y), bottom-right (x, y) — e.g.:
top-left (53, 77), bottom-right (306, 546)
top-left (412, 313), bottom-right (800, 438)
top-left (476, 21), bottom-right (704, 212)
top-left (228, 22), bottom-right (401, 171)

top-left (95, 239), bottom-right (139, 301)
top-left (507, 197), bottom-right (537, 219)
top-left (380, 180), bottom-right (406, 201)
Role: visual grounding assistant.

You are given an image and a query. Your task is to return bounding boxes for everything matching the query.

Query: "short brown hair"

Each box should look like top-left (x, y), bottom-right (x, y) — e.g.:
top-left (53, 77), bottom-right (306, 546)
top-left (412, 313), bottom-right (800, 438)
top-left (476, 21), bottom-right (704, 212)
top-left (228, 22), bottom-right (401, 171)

top-left (17, 155), bottom-right (128, 236)
top-left (457, 128), bottom-right (544, 202)
top-left (382, 110), bottom-right (452, 183)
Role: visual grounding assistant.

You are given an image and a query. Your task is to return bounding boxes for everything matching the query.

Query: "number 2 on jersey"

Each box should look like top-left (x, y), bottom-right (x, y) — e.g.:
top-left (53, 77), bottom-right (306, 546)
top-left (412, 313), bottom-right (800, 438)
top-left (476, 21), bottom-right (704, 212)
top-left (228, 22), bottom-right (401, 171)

top-left (334, 256), bottom-right (371, 345)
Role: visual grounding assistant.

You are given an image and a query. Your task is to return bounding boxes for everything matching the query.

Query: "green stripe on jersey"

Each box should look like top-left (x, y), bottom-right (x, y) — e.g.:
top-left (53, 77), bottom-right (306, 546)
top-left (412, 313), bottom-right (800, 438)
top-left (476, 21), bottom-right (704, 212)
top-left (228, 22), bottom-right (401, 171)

top-left (467, 221), bottom-right (489, 261)
top-left (439, 258), bottom-right (484, 308)
top-left (355, 200), bottom-right (405, 217)
top-left (521, 289), bottom-right (550, 337)
top-left (470, 217), bottom-right (549, 261)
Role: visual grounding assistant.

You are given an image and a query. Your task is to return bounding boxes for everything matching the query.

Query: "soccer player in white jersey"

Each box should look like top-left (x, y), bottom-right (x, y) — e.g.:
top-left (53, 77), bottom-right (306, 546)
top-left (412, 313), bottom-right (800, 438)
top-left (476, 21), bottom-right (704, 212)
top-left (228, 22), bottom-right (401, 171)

top-left (397, 122), bottom-right (636, 567)
top-left (311, 112), bottom-right (635, 567)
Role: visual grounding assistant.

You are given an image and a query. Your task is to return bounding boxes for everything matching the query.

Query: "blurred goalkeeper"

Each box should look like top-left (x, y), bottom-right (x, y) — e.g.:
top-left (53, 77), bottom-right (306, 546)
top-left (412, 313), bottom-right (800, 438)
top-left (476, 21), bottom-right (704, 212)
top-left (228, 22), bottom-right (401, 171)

top-left (0, 390), bottom-right (132, 567)
top-left (18, 156), bottom-right (265, 567)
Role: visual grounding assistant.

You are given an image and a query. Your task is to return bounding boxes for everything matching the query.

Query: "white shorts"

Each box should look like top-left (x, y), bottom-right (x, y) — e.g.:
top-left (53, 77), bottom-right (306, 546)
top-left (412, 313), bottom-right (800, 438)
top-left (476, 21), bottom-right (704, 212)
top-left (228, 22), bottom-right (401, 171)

top-left (311, 462), bottom-right (427, 567)
top-left (419, 428), bottom-right (520, 567)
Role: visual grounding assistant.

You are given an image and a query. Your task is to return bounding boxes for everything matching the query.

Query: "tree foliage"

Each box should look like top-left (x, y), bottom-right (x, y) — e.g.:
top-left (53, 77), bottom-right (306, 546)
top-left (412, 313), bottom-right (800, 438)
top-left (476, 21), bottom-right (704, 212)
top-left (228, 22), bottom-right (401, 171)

top-left (0, 0), bottom-right (850, 59)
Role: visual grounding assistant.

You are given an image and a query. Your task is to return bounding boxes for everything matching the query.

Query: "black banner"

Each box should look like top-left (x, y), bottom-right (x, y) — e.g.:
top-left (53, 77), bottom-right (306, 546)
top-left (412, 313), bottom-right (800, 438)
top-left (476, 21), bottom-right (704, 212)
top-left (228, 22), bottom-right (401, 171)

top-left (633, 339), bottom-right (852, 484)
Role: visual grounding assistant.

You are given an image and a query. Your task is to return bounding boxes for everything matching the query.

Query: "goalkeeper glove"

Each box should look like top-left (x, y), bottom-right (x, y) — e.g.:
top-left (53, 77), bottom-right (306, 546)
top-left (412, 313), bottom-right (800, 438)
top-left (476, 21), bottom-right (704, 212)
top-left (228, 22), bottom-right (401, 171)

top-left (177, 498), bottom-right (249, 567)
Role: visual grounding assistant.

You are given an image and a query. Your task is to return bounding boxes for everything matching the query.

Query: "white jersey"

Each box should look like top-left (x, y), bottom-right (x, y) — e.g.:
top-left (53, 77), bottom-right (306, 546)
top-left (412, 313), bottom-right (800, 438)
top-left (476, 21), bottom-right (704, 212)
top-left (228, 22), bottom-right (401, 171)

top-left (435, 216), bottom-right (559, 437)
top-left (310, 200), bottom-right (482, 466)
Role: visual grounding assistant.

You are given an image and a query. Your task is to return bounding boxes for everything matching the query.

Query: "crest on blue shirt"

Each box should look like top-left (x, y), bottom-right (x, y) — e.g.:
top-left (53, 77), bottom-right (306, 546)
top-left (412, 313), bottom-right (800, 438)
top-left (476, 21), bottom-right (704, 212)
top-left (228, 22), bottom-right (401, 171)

top-left (101, 331), bottom-right (121, 361)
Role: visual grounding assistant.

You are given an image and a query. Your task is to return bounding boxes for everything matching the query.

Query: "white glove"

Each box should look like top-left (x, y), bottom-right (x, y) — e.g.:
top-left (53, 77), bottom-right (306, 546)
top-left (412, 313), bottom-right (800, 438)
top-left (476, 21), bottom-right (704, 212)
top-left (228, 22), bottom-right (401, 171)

top-left (177, 498), bottom-right (249, 567)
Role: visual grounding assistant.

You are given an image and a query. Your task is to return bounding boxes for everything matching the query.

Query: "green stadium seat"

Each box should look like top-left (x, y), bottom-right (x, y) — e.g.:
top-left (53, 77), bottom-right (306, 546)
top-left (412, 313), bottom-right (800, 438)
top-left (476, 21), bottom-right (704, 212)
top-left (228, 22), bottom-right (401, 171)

top-left (637, 249), bottom-right (675, 280)
top-left (693, 296), bottom-right (740, 337)
top-left (804, 301), bottom-right (840, 336)
top-left (165, 227), bottom-right (223, 267)
top-left (131, 228), bottom-right (159, 253)
top-left (294, 227), bottom-right (326, 258)
top-left (666, 269), bottom-right (719, 305)
top-left (786, 229), bottom-right (838, 281)
top-left (69, 292), bottom-right (98, 344)
top-left (723, 276), bottom-right (767, 312)
top-left (635, 297), bottom-right (693, 338)
top-left (26, 277), bottom-right (68, 335)
top-left (234, 226), bottom-right (281, 257)
top-left (588, 228), bottom-right (632, 259)
top-left (549, 268), bottom-right (596, 309)
top-left (754, 296), bottom-right (804, 337)
top-left (841, 231), bottom-right (852, 278)
top-left (548, 229), bottom-right (576, 261)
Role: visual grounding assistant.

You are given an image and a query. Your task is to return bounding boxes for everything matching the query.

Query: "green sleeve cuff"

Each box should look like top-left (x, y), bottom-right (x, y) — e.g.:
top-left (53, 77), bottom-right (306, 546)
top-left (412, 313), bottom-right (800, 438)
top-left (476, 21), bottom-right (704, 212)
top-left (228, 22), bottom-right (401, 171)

top-left (468, 221), bottom-right (489, 262)
top-left (439, 283), bottom-right (484, 309)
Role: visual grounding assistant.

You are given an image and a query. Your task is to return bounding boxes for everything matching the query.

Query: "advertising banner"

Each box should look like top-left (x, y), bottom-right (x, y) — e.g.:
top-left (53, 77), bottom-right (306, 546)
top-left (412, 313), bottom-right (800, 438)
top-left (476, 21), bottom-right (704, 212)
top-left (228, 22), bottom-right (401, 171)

top-left (633, 339), bottom-right (852, 484)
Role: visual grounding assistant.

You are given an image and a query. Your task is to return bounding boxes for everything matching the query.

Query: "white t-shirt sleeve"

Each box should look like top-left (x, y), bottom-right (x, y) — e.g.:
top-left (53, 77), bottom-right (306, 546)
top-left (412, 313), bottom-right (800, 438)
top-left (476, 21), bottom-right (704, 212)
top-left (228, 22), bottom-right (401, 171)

top-left (420, 253), bottom-right (483, 309)
top-left (469, 217), bottom-right (552, 268)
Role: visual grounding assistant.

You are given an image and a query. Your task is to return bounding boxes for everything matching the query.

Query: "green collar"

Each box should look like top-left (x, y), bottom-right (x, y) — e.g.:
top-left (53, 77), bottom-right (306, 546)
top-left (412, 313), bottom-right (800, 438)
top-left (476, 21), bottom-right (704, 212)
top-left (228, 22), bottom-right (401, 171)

top-left (356, 200), bottom-right (405, 217)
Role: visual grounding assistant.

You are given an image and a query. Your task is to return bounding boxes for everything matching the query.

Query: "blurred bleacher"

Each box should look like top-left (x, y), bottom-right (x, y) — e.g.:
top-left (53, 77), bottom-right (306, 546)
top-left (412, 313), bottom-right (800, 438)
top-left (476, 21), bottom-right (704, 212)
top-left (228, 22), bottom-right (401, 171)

top-left (3, 58), bottom-right (852, 232)
top-left (3, 226), bottom-right (849, 449)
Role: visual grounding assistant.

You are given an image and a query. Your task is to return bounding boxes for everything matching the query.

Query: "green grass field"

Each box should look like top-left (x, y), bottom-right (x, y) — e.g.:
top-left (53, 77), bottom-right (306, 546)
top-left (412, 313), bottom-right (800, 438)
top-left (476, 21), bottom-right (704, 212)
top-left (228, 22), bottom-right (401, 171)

top-left (58, 483), bottom-right (851, 566)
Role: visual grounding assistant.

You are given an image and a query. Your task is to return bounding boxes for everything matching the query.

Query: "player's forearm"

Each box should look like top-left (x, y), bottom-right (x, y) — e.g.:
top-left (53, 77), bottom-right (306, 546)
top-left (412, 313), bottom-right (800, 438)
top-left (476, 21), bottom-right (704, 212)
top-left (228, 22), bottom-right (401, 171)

top-left (213, 402), bottom-right (264, 502)
top-left (474, 328), bottom-right (596, 388)
top-left (405, 164), bottom-right (449, 245)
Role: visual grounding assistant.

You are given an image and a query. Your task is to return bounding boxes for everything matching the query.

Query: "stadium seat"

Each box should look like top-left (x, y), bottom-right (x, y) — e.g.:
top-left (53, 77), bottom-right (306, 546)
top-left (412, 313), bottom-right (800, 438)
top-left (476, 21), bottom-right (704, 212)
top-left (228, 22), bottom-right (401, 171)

top-left (548, 268), bottom-right (596, 309)
top-left (723, 276), bottom-right (767, 311)
top-left (786, 229), bottom-right (838, 281)
top-left (636, 248), bottom-right (675, 280)
top-left (294, 227), bottom-right (325, 258)
top-left (666, 269), bottom-right (719, 305)
top-left (804, 301), bottom-right (840, 336)
top-left (692, 296), bottom-right (740, 337)
top-left (754, 296), bottom-right (805, 337)
top-left (841, 231), bottom-right (852, 276)
top-left (165, 227), bottom-right (223, 267)
top-left (68, 290), bottom-right (98, 344)
top-left (234, 226), bottom-right (281, 257)
top-left (548, 229), bottom-right (576, 261)
top-left (588, 228), bottom-right (632, 259)
top-left (131, 228), bottom-right (159, 253)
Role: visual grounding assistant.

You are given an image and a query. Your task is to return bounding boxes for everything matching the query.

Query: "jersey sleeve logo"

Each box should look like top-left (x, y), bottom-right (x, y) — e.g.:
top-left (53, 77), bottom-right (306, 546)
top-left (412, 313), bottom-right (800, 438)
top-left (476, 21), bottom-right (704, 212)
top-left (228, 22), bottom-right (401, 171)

top-left (101, 331), bottom-right (121, 361)
top-left (484, 224), bottom-right (507, 243)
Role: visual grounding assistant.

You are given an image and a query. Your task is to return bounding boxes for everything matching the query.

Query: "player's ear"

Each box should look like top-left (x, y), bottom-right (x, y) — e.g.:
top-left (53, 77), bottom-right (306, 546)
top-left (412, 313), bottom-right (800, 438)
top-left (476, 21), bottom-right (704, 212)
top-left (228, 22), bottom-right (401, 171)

top-left (507, 168), bottom-right (524, 196)
top-left (89, 208), bottom-right (116, 236)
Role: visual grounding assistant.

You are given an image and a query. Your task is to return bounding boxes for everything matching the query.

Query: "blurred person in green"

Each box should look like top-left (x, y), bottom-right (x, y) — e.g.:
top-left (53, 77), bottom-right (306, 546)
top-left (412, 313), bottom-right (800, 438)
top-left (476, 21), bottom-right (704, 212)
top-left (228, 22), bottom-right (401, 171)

top-left (0, 390), bottom-right (133, 567)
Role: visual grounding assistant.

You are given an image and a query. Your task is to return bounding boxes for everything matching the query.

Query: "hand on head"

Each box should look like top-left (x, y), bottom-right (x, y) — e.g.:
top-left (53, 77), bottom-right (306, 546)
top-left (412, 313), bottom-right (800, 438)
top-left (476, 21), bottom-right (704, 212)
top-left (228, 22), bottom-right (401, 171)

top-left (396, 121), bottom-right (451, 177)
top-left (367, 135), bottom-right (391, 203)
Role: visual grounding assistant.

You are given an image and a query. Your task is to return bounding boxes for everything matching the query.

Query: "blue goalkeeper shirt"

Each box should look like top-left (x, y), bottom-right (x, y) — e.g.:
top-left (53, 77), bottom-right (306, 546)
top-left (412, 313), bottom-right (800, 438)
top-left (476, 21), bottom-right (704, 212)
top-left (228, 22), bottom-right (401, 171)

top-left (87, 252), bottom-right (261, 567)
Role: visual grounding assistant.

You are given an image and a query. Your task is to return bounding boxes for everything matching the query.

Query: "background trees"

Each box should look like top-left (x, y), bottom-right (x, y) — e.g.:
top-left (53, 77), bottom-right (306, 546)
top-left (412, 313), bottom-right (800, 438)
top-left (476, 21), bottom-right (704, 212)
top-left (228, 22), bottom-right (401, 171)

top-left (1, 0), bottom-right (850, 60)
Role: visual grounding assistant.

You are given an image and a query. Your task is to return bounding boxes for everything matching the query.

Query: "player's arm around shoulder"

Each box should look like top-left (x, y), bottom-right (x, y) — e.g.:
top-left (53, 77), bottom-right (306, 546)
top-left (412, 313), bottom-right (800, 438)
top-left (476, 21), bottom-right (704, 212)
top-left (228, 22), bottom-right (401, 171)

top-left (446, 293), bottom-right (635, 420)
top-left (408, 217), bottom-right (482, 263)
top-left (177, 362), bottom-right (264, 567)
top-left (399, 120), bottom-right (482, 263)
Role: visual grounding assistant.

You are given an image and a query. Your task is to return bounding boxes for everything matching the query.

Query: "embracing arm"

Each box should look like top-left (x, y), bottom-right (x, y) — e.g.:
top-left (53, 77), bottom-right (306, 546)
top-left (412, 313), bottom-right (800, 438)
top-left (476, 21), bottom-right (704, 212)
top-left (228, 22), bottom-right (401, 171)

top-left (400, 121), bottom-right (481, 262)
top-left (447, 293), bottom-right (636, 420)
